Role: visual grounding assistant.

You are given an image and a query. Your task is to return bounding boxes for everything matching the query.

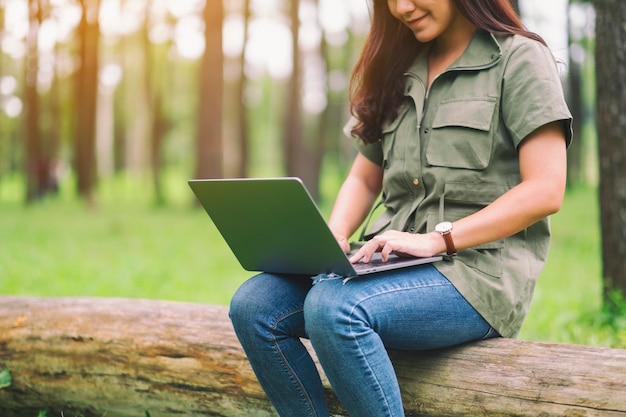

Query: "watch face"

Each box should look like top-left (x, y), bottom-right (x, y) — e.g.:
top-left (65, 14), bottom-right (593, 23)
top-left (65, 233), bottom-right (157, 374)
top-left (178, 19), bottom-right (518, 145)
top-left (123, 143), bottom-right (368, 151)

top-left (436, 221), bottom-right (453, 233)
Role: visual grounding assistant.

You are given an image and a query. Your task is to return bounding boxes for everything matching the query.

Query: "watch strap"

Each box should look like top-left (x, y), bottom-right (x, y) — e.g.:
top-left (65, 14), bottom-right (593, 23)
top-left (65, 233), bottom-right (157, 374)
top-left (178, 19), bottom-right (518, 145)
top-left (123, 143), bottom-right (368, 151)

top-left (441, 230), bottom-right (457, 256)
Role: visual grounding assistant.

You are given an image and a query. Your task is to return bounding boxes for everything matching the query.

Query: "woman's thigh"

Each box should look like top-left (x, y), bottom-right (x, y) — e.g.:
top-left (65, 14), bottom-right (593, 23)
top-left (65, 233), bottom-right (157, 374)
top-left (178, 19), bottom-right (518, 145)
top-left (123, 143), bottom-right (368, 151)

top-left (305, 264), bottom-right (496, 351)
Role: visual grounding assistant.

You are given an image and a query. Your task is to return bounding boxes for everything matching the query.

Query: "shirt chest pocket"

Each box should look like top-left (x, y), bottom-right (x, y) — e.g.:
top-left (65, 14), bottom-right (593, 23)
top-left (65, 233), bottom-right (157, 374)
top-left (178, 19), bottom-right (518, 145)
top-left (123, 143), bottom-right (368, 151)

top-left (425, 98), bottom-right (497, 170)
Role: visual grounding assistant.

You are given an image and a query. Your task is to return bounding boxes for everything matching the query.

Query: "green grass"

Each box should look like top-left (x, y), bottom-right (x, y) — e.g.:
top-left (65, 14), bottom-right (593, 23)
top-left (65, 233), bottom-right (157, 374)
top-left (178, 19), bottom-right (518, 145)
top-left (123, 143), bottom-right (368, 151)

top-left (0, 175), bottom-right (624, 348)
top-left (518, 185), bottom-right (607, 344)
top-left (0, 174), bottom-right (250, 305)
top-left (0, 200), bottom-right (249, 304)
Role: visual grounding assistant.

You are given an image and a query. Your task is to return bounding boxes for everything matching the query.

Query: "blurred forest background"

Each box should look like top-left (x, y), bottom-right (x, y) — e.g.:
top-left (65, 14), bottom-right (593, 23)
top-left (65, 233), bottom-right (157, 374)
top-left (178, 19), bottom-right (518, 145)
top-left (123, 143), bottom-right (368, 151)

top-left (1, 0), bottom-right (626, 346)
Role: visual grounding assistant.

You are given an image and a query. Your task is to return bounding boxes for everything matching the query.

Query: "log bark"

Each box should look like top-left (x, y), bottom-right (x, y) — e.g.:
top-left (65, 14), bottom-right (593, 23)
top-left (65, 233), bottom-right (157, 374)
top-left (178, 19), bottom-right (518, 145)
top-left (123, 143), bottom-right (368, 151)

top-left (0, 296), bottom-right (625, 417)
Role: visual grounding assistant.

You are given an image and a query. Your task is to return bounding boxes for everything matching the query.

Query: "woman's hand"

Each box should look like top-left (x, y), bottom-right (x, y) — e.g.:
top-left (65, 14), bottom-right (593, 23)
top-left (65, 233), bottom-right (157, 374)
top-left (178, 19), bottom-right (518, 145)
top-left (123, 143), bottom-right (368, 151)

top-left (349, 230), bottom-right (444, 263)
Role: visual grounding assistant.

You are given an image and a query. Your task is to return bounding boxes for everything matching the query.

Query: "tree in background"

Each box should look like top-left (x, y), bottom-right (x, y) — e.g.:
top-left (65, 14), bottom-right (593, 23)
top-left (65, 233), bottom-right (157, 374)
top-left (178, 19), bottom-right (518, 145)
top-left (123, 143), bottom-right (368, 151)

top-left (595, 0), bottom-right (626, 304)
top-left (233, 0), bottom-right (251, 178)
top-left (74, 0), bottom-right (101, 204)
top-left (23, 0), bottom-right (65, 203)
top-left (565, 0), bottom-right (583, 186)
top-left (283, 0), bottom-right (306, 185)
top-left (24, 0), bottom-right (43, 202)
top-left (8, 0), bottom-right (607, 208)
top-left (283, 0), bottom-right (326, 200)
top-left (143, 0), bottom-right (172, 205)
top-left (195, 0), bottom-right (224, 180)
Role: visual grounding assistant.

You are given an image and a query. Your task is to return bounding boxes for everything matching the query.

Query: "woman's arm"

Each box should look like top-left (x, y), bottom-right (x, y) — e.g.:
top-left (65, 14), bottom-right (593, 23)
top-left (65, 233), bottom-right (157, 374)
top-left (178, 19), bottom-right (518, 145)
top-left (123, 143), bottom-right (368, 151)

top-left (351, 121), bottom-right (568, 262)
top-left (328, 153), bottom-right (383, 253)
top-left (450, 121), bottom-right (567, 250)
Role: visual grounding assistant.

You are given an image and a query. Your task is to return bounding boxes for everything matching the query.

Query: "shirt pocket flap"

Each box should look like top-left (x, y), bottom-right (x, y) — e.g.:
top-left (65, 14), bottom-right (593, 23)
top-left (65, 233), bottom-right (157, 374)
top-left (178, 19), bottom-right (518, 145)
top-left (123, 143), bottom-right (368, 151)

top-left (426, 98), bottom-right (497, 170)
top-left (432, 98), bottom-right (496, 131)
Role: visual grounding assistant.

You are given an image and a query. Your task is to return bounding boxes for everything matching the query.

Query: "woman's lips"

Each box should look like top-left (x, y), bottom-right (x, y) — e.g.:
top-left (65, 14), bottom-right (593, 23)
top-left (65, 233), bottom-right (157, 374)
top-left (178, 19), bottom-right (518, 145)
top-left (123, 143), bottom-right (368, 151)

top-left (406, 14), bottom-right (428, 29)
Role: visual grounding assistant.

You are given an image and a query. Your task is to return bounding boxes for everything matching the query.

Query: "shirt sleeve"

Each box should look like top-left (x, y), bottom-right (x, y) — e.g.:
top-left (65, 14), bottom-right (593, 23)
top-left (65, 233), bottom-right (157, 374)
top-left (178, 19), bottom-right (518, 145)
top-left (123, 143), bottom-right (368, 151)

top-left (501, 37), bottom-right (573, 148)
top-left (343, 116), bottom-right (385, 166)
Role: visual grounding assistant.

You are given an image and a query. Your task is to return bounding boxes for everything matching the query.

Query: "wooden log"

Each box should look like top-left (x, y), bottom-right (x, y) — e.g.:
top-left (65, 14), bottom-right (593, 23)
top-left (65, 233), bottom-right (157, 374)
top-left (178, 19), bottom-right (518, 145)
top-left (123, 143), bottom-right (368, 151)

top-left (0, 296), bottom-right (625, 417)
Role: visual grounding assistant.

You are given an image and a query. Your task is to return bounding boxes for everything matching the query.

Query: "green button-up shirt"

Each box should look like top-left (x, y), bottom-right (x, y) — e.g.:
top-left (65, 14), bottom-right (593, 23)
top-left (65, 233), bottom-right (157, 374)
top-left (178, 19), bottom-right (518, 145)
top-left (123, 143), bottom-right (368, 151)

top-left (351, 30), bottom-right (573, 338)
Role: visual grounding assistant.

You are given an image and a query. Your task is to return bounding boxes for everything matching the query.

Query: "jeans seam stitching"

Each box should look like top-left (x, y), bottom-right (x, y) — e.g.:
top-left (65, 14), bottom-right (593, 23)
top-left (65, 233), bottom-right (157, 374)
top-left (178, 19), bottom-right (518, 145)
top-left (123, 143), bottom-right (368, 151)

top-left (344, 282), bottom-right (450, 416)
top-left (270, 308), bottom-right (320, 417)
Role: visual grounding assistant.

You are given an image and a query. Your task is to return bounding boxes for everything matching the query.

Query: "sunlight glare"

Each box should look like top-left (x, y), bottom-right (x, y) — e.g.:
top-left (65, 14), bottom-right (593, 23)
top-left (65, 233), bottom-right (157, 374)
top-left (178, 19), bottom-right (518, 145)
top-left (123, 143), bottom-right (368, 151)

top-left (99, 63), bottom-right (123, 93)
top-left (4, 0), bottom-right (28, 40)
top-left (50, 1), bottom-right (82, 43)
top-left (2, 0), bottom-right (27, 59)
top-left (0, 76), bottom-right (18, 96)
top-left (149, 22), bottom-right (172, 44)
top-left (223, 13), bottom-right (245, 58)
top-left (174, 15), bottom-right (205, 60)
top-left (1, 37), bottom-right (26, 60)
top-left (318, 0), bottom-right (350, 33)
top-left (37, 55), bottom-right (55, 92)
top-left (38, 19), bottom-right (59, 53)
top-left (3, 96), bottom-right (23, 118)
top-left (299, 1), bottom-right (321, 52)
top-left (246, 17), bottom-right (292, 79)
top-left (100, 0), bottom-right (145, 38)
top-left (520, 0), bottom-right (568, 63)
top-left (302, 55), bottom-right (326, 114)
top-left (167, 0), bottom-right (202, 19)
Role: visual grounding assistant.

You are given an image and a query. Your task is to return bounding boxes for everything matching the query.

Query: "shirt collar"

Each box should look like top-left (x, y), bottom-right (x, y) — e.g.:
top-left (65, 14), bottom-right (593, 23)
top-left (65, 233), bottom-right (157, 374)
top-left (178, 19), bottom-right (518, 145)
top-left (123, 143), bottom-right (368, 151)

top-left (404, 29), bottom-right (503, 92)
top-left (453, 29), bottom-right (502, 70)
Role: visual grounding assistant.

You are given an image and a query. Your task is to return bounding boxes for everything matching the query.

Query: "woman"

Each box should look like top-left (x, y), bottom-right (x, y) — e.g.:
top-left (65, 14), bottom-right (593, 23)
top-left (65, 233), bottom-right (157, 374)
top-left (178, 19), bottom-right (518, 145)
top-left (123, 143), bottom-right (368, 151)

top-left (229, 0), bottom-right (572, 416)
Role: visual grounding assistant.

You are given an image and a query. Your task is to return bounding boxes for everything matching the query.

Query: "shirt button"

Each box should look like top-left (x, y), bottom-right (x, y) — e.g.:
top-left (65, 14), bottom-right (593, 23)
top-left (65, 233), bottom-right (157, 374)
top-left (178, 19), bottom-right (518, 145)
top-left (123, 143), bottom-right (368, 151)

top-left (412, 178), bottom-right (420, 186)
top-left (409, 227), bottom-right (416, 233)
top-left (423, 128), bottom-right (430, 134)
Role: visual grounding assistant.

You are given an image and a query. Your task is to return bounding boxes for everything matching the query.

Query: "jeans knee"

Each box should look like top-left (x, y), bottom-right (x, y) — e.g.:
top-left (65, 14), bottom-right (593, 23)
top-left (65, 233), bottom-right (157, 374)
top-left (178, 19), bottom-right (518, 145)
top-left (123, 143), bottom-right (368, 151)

top-left (229, 288), bottom-right (248, 330)
top-left (304, 281), bottom-right (350, 339)
top-left (229, 275), bottom-right (267, 328)
top-left (231, 274), bottom-right (312, 343)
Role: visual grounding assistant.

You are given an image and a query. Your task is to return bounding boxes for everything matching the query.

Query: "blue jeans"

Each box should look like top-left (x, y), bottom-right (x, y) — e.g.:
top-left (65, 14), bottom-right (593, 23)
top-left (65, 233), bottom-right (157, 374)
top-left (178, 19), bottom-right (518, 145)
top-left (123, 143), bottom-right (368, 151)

top-left (229, 264), bottom-right (499, 417)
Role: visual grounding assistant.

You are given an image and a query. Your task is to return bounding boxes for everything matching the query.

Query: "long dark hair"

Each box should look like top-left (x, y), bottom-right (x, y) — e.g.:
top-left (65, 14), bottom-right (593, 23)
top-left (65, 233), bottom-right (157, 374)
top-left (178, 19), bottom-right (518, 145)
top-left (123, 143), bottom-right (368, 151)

top-left (350, 0), bottom-right (546, 144)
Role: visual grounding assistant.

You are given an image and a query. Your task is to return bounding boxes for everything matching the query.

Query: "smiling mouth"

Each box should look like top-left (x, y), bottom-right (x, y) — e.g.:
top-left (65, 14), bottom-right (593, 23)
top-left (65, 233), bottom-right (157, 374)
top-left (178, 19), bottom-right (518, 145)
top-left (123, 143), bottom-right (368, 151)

top-left (406, 14), bottom-right (428, 27)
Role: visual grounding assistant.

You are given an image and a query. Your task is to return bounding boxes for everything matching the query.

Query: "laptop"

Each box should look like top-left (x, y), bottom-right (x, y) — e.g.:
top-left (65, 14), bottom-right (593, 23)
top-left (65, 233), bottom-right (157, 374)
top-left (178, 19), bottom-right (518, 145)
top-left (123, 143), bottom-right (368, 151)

top-left (188, 177), bottom-right (442, 278)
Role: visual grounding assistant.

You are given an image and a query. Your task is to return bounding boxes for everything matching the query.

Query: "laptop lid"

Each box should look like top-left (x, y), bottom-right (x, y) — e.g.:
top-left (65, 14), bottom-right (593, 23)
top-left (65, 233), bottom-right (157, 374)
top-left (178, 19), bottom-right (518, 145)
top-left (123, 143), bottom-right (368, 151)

top-left (188, 177), bottom-right (441, 277)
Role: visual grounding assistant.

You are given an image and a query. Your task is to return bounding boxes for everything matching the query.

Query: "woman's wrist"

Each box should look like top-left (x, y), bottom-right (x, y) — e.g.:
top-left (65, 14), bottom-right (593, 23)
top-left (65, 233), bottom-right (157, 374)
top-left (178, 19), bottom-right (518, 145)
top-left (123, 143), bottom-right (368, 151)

top-left (428, 231), bottom-right (449, 256)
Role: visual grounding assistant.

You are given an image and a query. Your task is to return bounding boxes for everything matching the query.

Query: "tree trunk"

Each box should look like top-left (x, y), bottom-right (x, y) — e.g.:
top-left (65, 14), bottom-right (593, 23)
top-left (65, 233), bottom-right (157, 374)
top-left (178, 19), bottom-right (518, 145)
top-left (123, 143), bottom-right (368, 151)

top-left (233, 0), bottom-right (251, 178)
top-left (283, 0), bottom-right (322, 200)
top-left (0, 5), bottom-right (5, 188)
top-left (565, 0), bottom-right (584, 187)
top-left (195, 0), bottom-right (224, 179)
top-left (1, 297), bottom-right (626, 417)
top-left (113, 33), bottom-right (129, 174)
top-left (74, 0), bottom-right (100, 203)
top-left (143, 0), bottom-right (168, 205)
top-left (45, 40), bottom-right (62, 196)
top-left (284, 0), bottom-right (304, 179)
top-left (595, 0), bottom-right (626, 301)
top-left (24, 0), bottom-right (42, 202)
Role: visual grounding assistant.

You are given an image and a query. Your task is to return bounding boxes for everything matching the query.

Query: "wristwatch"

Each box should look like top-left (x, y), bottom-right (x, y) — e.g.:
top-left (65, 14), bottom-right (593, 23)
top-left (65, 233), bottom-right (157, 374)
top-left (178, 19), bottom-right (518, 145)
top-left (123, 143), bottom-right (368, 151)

top-left (435, 221), bottom-right (457, 256)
